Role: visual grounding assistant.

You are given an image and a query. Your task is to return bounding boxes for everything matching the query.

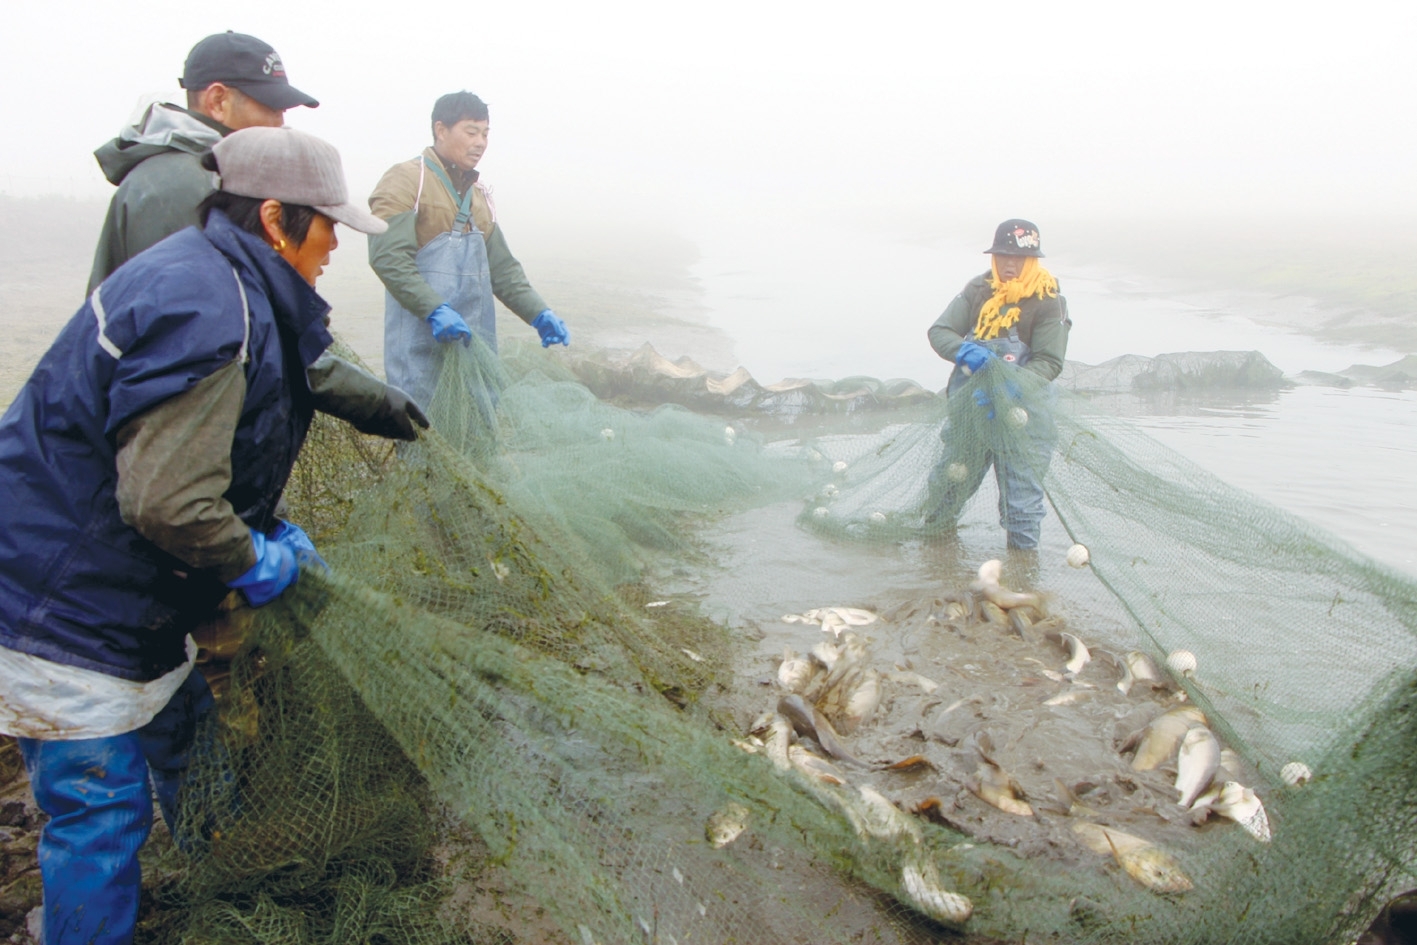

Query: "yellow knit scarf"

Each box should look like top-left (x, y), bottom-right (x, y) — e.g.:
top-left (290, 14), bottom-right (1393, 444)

top-left (973, 257), bottom-right (1059, 340)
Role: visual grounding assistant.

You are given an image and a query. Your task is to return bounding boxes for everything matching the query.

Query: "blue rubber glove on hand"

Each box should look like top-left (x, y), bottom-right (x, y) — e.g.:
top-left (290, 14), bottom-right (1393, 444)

top-left (268, 520), bottom-right (328, 572)
top-left (972, 388), bottom-right (996, 420)
top-left (955, 341), bottom-right (995, 375)
top-left (427, 304), bottom-right (472, 346)
top-left (228, 529), bottom-right (299, 607)
top-left (228, 522), bottom-right (327, 607)
top-left (531, 309), bottom-right (569, 348)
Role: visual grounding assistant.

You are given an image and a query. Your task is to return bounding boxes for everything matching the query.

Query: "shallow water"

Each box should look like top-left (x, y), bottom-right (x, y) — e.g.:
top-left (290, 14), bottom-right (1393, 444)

top-left (688, 218), bottom-right (1416, 578)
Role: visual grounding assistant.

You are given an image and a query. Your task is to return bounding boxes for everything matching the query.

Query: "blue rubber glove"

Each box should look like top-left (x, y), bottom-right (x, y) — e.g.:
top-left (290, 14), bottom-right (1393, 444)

top-left (972, 388), bottom-right (996, 420)
top-left (427, 304), bottom-right (472, 346)
top-left (228, 522), bottom-right (327, 606)
top-left (228, 529), bottom-right (300, 607)
top-left (269, 520), bottom-right (328, 572)
top-left (955, 341), bottom-right (995, 375)
top-left (531, 309), bottom-right (569, 348)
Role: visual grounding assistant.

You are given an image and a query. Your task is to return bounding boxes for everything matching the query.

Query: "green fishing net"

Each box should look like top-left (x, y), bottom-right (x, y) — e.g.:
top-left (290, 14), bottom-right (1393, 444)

top-left (138, 337), bottom-right (1417, 945)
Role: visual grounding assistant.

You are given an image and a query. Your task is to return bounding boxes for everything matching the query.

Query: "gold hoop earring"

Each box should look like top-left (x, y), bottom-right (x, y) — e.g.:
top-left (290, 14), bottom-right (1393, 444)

top-left (274, 239), bottom-right (288, 252)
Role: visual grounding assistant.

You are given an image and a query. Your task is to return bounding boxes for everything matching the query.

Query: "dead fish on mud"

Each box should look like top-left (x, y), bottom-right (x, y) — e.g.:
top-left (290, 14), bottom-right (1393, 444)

top-left (706, 802), bottom-right (751, 848)
top-left (840, 669), bottom-right (882, 731)
top-left (761, 714), bottom-right (792, 771)
top-left (886, 669), bottom-right (941, 694)
top-left (789, 744), bottom-right (848, 785)
top-left (1047, 631), bottom-right (1091, 678)
top-left (782, 606), bottom-right (878, 638)
top-left (777, 694), bottom-right (865, 767)
top-left (968, 732), bottom-right (1033, 817)
top-left (777, 647), bottom-right (818, 693)
top-left (811, 639), bottom-right (841, 670)
top-left (1124, 705), bottom-right (1207, 771)
top-left (933, 596), bottom-right (972, 622)
top-left (978, 600), bottom-right (1009, 625)
top-left (1189, 780), bottom-right (1271, 842)
top-left (1099, 649), bottom-right (1160, 695)
top-left (1174, 727), bottom-right (1221, 808)
top-left (1043, 686), bottom-right (1095, 707)
top-left (1023, 657), bottom-right (1066, 683)
top-left (1072, 822), bottom-right (1193, 893)
top-left (809, 635), bottom-right (879, 733)
top-left (970, 559), bottom-right (1044, 611)
top-left (900, 854), bottom-right (974, 925)
top-left (1126, 651), bottom-right (1165, 690)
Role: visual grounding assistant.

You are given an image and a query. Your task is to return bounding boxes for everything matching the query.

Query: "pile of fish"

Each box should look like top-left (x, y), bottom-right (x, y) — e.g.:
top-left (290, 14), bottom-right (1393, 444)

top-left (709, 558), bottom-right (1308, 924)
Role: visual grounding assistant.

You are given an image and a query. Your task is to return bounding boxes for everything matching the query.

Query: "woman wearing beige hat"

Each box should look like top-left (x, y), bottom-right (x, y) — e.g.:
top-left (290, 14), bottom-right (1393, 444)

top-left (0, 127), bottom-right (426, 945)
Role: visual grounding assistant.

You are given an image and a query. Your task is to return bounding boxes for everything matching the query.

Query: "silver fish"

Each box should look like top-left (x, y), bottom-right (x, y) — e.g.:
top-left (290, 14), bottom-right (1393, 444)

top-left (788, 744), bottom-right (846, 785)
top-left (1073, 823), bottom-right (1192, 894)
top-left (1044, 686), bottom-right (1094, 707)
top-left (970, 559), bottom-right (1042, 610)
top-left (1052, 631), bottom-right (1091, 677)
top-left (1174, 727), bottom-right (1221, 808)
top-left (778, 647), bottom-right (817, 693)
top-left (886, 669), bottom-right (941, 694)
top-left (969, 759), bottom-right (1037, 816)
top-left (979, 600), bottom-right (1008, 625)
top-left (1126, 651), bottom-right (1165, 689)
top-left (764, 714), bottom-right (791, 771)
top-left (1096, 649), bottom-right (1134, 694)
top-left (1211, 781), bottom-right (1271, 842)
top-left (811, 639), bottom-right (841, 670)
top-left (1131, 705), bottom-right (1207, 771)
top-left (841, 669), bottom-right (882, 732)
top-left (777, 695), bottom-right (864, 766)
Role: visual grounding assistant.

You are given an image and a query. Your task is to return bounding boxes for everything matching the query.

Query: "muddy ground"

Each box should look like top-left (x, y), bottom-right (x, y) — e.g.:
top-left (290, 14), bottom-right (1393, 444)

top-left (0, 740), bottom-right (41, 939)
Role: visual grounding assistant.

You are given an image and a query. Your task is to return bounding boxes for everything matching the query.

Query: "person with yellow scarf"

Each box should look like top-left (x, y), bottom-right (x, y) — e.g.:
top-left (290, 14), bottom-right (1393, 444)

top-left (923, 219), bottom-right (1072, 551)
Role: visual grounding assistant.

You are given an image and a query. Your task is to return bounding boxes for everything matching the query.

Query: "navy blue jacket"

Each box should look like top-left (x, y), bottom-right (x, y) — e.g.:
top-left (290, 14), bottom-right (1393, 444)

top-left (0, 211), bottom-right (333, 681)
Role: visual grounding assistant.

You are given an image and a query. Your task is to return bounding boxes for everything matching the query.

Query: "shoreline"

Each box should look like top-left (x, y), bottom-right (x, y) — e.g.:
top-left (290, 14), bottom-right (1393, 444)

top-left (1, 196), bottom-right (1412, 407)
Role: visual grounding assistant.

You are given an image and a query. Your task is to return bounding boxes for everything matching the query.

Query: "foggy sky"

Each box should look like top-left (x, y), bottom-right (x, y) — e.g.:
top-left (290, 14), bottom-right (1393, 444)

top-left (2, 0), bottom-right (1414, 235)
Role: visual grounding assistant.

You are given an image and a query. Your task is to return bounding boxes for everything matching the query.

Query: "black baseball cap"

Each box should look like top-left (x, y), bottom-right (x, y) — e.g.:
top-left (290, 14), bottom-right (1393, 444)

top-left (179, 31), bottom-right (319, 111)
top-left (984, 219), bottom-right (1044, 257)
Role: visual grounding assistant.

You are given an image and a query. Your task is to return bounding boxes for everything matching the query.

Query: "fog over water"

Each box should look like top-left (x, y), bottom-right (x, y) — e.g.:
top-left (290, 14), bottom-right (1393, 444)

top-left (1, 2), bottom-right (1414, 576)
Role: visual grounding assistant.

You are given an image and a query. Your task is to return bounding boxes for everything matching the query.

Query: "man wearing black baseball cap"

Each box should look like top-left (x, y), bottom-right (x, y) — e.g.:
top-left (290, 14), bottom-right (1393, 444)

top-left (922, 219), bottom-right (1072, 553)
top-left (88, 31), bottom-right (318, 292)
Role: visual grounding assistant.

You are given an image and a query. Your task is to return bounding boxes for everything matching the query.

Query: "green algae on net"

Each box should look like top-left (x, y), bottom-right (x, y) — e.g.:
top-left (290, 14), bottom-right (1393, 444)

top-left (139, 337), bottom-right (1417, 945)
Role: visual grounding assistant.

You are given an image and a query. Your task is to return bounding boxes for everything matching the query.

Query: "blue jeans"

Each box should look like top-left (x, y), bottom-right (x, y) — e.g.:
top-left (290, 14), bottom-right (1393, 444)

top-left (925, 446), bottom-right (1049, 549)
top-left (19, 668), bottom-right (213, 945)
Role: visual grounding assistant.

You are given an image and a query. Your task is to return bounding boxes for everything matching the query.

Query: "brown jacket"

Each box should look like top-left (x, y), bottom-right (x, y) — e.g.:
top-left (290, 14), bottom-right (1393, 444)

top-left (367, 147), bottom-right (548, 322)
top-left (369, 147), bottom-right (497, 246)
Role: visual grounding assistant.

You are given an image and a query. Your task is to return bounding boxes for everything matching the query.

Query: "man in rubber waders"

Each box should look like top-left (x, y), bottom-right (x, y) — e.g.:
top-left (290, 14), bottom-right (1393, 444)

top-left (923, 219), bottom-right (1072, 551)
top-left (368, 90), bottom-right (569, 413)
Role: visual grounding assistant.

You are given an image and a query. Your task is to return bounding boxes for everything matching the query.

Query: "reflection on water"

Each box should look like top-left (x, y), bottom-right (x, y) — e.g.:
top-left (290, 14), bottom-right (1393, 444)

top-left (1110, 385), bottom-right (1417, 576)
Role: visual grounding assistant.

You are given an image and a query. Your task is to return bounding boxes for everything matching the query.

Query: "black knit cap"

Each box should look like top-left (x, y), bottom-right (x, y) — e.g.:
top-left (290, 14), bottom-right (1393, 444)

top-left (179, 31), bottom-right (319, 111)
top-left (984, 219), bottom-right (1044, 257)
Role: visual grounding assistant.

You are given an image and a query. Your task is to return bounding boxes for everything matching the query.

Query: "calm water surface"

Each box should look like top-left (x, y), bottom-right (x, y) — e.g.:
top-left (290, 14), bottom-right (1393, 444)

top-left (689, 219), bottom-right (1415, 577)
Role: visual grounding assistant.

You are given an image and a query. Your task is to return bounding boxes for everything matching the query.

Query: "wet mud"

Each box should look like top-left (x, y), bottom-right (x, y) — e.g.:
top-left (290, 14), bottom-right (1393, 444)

top-left (0, 739), bottom-right (42, 940)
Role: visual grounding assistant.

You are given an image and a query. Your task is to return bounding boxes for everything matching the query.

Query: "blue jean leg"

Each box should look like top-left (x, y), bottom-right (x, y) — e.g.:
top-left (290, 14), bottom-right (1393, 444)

top-left (995, 454), bottom-right (1046, 550)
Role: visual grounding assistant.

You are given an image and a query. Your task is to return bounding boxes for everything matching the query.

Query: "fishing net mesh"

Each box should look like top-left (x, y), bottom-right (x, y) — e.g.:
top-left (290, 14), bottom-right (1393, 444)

top-left (136, 338), bottom-right (1417, 945)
